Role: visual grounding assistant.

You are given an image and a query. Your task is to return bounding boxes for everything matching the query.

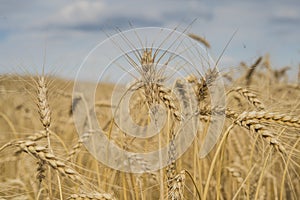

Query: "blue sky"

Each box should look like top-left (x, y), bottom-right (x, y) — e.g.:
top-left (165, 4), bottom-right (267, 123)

top-left (0, 0), bottom-right (299, 79)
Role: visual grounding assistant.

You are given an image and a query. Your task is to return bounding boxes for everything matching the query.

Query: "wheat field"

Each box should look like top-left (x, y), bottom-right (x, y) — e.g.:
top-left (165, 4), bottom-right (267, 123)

top-left (0, 32), bottom-right (300, 200)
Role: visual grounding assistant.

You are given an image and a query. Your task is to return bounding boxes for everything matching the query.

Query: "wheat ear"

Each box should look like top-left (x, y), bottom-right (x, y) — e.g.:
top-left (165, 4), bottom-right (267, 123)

top-left (238, 111), bottom-right (300, 128)
top-left (197, 105), bottom-right (239, 120)
top-left (0, 131), bottom-right (47, 153)
top-left (245, 56), bottom-right (262, 85)
top-left (36, 75), bottom-right (59, 197)
top-left (187, 68), bottom-right (218, 102)
top-left (143, 83), bottom-right (181, 121)
top-left (188, 33), bottom-right (211, 48)
top-left (166, 125), bottom-right (177, 192)
top-left (67, 132), bottom-right (93, 161)
top-left (229, 87), bottom-right (265, 110)
top-left (168, 170), bottom-right (186, 200)
top-left (37, 76), bottom-right (51, 131)
top-left (157, 84), bottom-right (182, 121)
top-left (235, 116), bottom-right (286, 154)
top-left (14, 140), bottom-right (85, 184)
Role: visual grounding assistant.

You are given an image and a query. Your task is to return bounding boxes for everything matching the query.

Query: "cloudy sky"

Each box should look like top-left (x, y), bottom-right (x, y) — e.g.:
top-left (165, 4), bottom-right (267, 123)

top-left (0, 0), bottom-right (299, 79)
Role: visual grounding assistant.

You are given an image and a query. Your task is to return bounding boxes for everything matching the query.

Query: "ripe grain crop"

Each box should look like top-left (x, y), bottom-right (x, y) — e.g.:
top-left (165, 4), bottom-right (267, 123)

top-left (0, 28), bottom-right (300, 200)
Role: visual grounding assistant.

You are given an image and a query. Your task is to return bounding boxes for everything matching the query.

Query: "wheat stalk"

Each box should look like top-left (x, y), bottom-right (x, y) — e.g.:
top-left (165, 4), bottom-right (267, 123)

top-left (67, 193), bottom-right (116, 200)
top-left (35, 75), bottom-right (60, 198)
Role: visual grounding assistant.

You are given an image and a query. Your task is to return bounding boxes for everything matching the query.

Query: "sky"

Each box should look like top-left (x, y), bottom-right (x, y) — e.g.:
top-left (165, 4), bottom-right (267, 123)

top-left (0, 0), bottom-right (299, 80)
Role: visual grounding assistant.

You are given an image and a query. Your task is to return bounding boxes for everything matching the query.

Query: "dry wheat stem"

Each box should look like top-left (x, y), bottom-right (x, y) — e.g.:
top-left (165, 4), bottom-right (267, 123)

top-left (67, 193), bottom-right (116, 200)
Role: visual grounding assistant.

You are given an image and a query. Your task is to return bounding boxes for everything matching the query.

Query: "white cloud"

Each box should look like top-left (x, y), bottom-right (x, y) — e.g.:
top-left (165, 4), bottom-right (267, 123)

top-left (47, 0), bottom-right (105, 27)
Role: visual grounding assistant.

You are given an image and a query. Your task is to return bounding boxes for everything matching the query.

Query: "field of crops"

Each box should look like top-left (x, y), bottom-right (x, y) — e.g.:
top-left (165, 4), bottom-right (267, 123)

top-left (0, 33), bottom-right (300, 200)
